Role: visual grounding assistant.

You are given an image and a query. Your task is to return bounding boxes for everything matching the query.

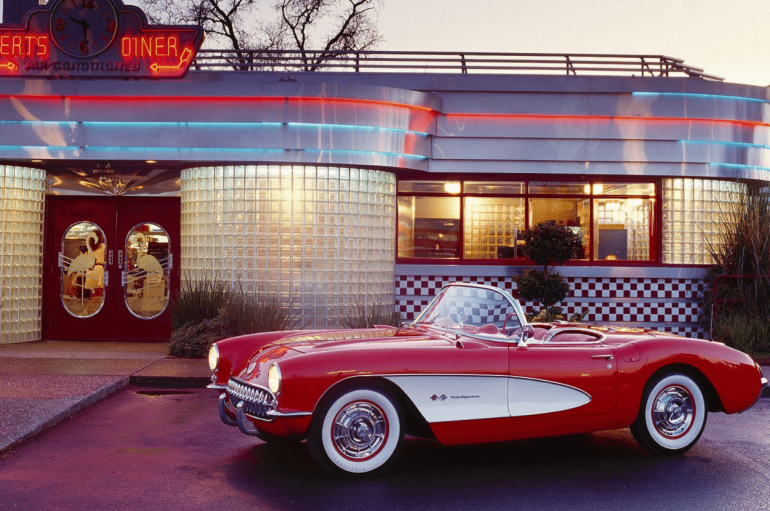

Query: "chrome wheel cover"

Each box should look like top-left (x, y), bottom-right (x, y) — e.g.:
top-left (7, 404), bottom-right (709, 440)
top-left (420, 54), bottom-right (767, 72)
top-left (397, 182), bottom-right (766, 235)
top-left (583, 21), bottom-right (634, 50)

top-left (651, 385), bottom-right (695, 438)
top-left (332, 401), bottom-right (388, 460)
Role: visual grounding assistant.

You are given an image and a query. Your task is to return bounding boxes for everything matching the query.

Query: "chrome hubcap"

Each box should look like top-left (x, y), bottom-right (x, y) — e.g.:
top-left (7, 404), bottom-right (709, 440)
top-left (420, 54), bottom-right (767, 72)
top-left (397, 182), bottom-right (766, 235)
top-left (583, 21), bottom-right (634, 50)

top-left (332, 401), bottom-right (387, 460)
top-left (652, 385), bottom-right (694, 438)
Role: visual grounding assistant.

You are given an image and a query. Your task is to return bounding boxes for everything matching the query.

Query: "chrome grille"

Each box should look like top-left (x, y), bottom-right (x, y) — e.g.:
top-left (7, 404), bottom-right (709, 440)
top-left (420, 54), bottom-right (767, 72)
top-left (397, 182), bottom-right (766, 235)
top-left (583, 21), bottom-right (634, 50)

top-left (227, 377), bottom-right (277, 420)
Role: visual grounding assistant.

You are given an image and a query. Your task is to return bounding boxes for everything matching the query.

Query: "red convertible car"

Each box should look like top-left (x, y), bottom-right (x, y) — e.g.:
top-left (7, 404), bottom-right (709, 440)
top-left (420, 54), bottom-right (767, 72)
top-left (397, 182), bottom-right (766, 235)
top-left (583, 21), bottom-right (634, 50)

top-left (207, 283), bottom-right (767, 477)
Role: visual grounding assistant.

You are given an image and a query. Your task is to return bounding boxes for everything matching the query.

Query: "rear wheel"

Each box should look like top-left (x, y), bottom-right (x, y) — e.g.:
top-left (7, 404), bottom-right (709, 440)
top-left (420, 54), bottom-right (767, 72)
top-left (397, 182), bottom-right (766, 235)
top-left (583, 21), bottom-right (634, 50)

top-left (308, 385), bottom-right (405, 477)
top-left (630, 372), bottom-right (707, 455)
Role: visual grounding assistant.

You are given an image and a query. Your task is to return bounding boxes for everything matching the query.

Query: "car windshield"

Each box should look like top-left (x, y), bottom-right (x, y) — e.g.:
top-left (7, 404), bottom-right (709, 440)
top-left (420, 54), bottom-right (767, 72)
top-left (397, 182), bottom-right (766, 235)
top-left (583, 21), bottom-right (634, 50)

top-left (412, 285), bottom-right (525, 340)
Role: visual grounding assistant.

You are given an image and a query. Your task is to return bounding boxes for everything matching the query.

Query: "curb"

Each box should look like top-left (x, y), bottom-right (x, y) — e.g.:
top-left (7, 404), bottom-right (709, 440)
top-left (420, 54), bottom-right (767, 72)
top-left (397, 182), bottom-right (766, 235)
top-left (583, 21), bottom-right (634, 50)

top-left (0, 377), bottom-right (129, 454)
top-left (129, 375), bottom-right (212, 389)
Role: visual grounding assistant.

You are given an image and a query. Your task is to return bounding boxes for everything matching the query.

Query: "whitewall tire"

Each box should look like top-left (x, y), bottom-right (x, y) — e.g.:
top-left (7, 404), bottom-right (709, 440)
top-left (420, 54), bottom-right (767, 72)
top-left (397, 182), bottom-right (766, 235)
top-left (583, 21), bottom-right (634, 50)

top-left (308, 386), bottom-right (405, 477)
top-left (631, 372), bottom-right (707, 455)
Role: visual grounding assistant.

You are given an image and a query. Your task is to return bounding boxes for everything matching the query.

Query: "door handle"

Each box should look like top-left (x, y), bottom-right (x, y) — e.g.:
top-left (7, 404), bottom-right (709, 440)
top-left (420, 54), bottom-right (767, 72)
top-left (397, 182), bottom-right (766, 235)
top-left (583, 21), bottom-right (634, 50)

top-left (591, 354), bottom-right (614, 360)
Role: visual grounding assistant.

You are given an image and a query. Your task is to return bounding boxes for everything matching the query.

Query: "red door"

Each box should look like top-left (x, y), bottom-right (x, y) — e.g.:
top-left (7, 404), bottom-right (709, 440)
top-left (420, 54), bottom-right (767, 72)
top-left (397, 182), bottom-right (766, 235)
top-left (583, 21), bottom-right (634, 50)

top-left (44, 196), bottom-right (180, 342)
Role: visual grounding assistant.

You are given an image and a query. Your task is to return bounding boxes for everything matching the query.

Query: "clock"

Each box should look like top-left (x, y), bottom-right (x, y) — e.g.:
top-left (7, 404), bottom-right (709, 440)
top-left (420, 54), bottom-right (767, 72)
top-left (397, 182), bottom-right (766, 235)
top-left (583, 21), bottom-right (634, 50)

top-left (50, 0), bottom-right (119, 58)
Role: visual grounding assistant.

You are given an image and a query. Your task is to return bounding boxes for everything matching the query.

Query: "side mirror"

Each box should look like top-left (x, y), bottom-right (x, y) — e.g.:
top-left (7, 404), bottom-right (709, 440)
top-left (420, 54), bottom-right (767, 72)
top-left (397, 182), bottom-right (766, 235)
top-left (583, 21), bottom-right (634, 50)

top-left (517, 325), bottom-right (534, 347)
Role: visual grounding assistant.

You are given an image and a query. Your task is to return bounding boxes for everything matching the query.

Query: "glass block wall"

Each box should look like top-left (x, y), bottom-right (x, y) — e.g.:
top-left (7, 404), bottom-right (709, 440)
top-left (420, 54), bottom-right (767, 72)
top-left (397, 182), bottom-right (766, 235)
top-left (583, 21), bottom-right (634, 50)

top-left (180, 165), bottom-right (396, 329)
top-left (662, 178), bottom-right (746, 265)
top-left (0, 166), bottom-right (46, 344)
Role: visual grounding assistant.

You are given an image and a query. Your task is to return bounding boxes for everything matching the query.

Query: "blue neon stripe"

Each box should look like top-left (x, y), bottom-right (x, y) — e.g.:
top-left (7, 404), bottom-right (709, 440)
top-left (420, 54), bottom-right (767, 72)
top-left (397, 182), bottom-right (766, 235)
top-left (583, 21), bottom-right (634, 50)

top-left (682, 140), bottom-right (770, 151)
top-left (633, 92), bottom-right (769, 104)
top-left (85, 146), bottom-right (428, 159)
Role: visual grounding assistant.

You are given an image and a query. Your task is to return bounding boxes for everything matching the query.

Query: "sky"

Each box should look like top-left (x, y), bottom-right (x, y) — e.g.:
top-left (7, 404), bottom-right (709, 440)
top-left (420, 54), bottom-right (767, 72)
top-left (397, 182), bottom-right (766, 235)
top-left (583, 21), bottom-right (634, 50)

top-left (2, 0), bottom-right (767, 87)
top-left (376, 0), bottom-right (770, 87)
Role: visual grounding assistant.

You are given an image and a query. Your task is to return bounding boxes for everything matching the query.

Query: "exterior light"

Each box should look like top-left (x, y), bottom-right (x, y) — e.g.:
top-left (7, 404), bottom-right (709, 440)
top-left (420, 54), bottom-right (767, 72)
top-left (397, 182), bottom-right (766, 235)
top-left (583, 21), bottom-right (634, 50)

top-left (444, 182), bottom-right (461, 194)
top-left (145, 160), bottom-right (157, 164)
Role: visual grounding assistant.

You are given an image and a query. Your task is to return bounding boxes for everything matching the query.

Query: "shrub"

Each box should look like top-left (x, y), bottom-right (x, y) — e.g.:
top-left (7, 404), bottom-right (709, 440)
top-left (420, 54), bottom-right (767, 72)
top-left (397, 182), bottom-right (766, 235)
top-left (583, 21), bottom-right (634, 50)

top-left (168, 316), bottom-right (230, 358)
top-left (700, 185), bottom-right (770, 353)
top-left (167, 275), bottom-right (300, 358)
top-left (513, 220), bottom-right (583, 312)
top-left (222, 293), bottom-right (301, 336)
top-left (711, 311), bottom-right (770, 356)
top-left (169, 274), bottom-right (234, 330)
top-left (339, 304), bottom-right (402, 329)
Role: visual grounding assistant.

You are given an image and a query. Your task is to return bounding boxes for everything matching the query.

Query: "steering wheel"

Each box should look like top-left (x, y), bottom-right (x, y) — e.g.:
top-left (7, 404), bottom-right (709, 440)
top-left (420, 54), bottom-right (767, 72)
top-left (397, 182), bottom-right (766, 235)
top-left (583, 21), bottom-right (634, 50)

top-left (502, 313), bottom-right (523, 338)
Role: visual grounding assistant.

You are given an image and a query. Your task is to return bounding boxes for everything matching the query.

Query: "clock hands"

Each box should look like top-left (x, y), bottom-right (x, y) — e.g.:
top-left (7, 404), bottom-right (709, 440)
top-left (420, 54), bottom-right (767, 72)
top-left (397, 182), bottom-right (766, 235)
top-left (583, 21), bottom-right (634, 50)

top-left (68, 16), bottom-right (91, 40)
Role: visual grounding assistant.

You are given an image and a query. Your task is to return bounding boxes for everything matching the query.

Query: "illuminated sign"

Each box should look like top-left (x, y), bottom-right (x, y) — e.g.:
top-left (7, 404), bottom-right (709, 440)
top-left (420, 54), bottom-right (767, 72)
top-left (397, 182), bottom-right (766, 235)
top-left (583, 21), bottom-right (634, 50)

top-left (0, 0), bottom-right (204, 78)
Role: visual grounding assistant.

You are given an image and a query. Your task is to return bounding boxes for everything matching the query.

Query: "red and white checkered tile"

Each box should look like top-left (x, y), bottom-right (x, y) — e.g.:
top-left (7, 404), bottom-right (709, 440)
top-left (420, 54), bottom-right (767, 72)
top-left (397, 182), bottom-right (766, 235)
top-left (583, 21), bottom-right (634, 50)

top-left (396, 274), bottom-right (708, 339)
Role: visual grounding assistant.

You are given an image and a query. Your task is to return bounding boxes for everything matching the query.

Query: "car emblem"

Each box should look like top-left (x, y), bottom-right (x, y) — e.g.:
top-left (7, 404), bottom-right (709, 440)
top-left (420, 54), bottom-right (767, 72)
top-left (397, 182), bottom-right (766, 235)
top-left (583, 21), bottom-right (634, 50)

top-left (430, 394), bottom-right (448, 401)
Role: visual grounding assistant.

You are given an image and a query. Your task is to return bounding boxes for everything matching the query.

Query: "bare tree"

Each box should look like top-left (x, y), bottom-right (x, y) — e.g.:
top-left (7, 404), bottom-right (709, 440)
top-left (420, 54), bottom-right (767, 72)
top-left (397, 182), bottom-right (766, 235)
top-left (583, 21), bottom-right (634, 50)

top-left (137, 0), bottom-right (382, 70)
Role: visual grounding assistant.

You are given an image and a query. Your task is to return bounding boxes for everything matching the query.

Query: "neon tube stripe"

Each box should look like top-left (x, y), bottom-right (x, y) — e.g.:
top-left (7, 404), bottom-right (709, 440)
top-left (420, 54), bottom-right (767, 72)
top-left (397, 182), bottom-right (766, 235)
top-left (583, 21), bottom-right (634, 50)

top-left (632, 92), bottom-right (770, 104)
top-left (444, 113), bottom-right (770, 129)
top-left (0, 120), bottom-right (430, 136)
top-left (0, 94), bottom-right (438, 113)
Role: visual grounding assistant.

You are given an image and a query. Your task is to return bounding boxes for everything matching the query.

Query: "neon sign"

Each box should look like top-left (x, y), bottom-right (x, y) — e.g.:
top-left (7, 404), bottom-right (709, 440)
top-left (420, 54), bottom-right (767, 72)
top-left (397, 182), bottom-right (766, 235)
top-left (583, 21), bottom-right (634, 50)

top-left (0, 0), bottom-right (204, 78)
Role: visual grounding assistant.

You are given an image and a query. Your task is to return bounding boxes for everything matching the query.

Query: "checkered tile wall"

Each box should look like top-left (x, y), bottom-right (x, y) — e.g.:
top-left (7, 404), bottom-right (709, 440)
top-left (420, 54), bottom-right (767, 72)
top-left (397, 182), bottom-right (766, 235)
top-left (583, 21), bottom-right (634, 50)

top-left (395, 274), bottom-right (708, 338)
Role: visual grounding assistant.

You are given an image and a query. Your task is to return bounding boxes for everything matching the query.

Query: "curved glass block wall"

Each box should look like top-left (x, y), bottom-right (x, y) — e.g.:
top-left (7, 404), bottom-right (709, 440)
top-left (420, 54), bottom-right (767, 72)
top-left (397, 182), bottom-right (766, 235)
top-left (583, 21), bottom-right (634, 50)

top-left (181, 165), bottom-right (396, 328)
top-left (0, 166), bottom-right (45, 343)
top-left (662, 178), bottom-right (747, 265)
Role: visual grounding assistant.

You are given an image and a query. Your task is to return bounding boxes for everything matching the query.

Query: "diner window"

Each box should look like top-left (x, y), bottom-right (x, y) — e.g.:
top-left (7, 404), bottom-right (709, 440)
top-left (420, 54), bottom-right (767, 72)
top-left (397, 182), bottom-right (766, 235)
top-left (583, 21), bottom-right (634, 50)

top-left (463, 197), bottom-right (525, 259)
top-left (397, 179), bottom-right (658, 263)
top-left (528, 198), bottom-right (589, 260)
top-left (397, 196), bottom-right (460, 258)
top-left (593, 198), bottom-right (654, 261)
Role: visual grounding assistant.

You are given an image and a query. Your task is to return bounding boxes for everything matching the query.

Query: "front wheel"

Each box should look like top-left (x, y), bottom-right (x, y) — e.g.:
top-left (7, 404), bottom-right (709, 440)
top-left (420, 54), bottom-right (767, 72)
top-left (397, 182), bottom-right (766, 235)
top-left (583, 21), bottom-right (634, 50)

top-left (630, 372), bottom-right (707, 455)
top-left (308, 385), bottom-right (405, 477)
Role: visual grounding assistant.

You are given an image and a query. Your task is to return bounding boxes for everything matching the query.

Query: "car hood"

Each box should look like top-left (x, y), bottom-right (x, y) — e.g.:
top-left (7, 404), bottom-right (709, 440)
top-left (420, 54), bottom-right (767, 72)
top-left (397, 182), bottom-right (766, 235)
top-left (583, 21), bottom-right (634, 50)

top-left (258, 326), bottom-right (451, 355)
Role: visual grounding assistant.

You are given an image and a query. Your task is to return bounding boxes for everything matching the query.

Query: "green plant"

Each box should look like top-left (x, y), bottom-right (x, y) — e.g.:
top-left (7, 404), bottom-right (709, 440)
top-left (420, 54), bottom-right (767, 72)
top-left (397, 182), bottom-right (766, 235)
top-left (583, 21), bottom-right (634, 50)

top-left (700, 185), bottom-right (770, 352)
top-left (513, 221), bottom-right (583, 312)
top-left (711, 311), bottom-right (770, 356)
top-left (339, 304), bottom-right (402, 329)
top-left (168, 316), bottom-right (230, 358)
top-left (222, 293), bottom-right (301, 336)
top-left (168, 274), bottom-right (300, 358)
top-left (169, 273), bottom-right (235, 330)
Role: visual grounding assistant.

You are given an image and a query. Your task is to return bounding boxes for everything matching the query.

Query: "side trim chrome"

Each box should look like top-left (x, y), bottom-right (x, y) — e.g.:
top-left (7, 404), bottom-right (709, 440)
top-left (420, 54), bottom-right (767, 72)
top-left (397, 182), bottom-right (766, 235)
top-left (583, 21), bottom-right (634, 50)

top-left (208, 383), bottom-right (228, 390)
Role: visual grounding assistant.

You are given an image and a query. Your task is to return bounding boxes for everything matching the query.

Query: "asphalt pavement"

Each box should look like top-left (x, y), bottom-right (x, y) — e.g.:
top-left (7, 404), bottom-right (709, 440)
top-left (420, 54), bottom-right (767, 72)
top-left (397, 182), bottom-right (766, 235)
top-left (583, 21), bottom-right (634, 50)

top-left (0, 340), bottom-right (211, 453)
top-left (0, 339), bottom-right (767, 456)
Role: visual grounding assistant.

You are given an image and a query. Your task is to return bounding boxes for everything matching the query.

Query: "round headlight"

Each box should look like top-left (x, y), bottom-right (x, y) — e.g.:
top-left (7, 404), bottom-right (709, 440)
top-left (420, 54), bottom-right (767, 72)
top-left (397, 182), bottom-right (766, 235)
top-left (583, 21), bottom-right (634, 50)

top-left (208, 344), bottom-right (220, 372)
top-left (268, 363), bottom-right (282, 394)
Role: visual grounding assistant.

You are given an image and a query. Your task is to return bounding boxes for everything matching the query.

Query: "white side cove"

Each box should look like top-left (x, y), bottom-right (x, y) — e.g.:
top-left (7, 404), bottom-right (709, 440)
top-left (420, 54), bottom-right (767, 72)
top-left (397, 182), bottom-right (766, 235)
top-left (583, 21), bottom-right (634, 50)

top-left (385, 375), bottom-right (591, 423)
top-left (507, 378), bottom-right (591, 417)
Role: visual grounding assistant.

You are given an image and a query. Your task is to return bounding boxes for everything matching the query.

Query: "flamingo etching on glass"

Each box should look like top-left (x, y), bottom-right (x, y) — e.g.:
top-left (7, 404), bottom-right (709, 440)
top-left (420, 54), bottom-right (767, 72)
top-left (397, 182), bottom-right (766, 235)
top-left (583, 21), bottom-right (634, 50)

top-left (126, 232), bottom-right (167, 303)
top-left (65, 232), bottom-right (98, 306)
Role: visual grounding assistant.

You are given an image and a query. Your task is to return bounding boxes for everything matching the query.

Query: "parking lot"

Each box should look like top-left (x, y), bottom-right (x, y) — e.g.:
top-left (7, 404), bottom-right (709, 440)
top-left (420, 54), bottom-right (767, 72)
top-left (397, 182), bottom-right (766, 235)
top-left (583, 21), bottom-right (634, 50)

top-left (0, 386), bottom-right (768, 511)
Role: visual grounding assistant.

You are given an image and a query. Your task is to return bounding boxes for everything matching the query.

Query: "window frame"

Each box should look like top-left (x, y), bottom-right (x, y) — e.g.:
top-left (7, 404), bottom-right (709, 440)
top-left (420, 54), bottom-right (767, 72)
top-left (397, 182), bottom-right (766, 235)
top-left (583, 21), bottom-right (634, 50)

top-left (396, 175), bottom-right (661, 266)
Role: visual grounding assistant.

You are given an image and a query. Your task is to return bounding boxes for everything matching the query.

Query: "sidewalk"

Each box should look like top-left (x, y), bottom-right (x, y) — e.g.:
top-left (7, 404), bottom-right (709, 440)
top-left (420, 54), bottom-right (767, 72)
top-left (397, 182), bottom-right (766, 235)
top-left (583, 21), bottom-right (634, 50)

top-left (0, 341), bottom-right (211, 454)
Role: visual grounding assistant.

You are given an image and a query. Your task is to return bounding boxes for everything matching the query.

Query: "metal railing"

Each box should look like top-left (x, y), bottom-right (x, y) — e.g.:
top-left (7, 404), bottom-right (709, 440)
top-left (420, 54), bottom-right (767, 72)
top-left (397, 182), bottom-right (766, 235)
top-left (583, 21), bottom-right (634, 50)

top-left (190, 50), bottom-right (724, 80)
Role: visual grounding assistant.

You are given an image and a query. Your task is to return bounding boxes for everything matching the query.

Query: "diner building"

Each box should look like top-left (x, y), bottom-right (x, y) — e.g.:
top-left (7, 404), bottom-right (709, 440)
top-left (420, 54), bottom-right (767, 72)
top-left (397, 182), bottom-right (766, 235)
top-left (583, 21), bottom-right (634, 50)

top-left (1, 1), bottom-right (769, 343)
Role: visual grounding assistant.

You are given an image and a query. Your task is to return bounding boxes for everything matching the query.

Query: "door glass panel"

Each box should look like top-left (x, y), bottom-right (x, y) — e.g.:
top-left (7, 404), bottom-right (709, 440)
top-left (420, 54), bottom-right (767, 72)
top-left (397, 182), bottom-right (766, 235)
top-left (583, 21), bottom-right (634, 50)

top-left (125, 223), bottom-right (171, 319)
top-left (61, 222), bottom-right (107, 318)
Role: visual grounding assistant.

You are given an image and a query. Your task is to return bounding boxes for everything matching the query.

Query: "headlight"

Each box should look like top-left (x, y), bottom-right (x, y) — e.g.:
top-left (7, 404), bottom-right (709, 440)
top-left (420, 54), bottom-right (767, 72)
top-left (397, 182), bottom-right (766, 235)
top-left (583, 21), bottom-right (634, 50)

top-left (268, 363), bottom-right (282, 394)
top-left (208, 344), bottom-right (219, 372)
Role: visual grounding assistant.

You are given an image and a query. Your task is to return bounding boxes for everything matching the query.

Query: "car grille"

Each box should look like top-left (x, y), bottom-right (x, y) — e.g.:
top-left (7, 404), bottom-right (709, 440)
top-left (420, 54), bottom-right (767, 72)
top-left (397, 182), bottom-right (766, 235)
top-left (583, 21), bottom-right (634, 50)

top-left (227, 377), bottom-right (277, 420)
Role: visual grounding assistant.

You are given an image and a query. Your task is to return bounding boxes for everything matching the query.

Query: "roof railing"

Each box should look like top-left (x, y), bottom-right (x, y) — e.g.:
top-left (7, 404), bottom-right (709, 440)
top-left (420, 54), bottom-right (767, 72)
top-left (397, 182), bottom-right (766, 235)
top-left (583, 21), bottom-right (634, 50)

top-left (189, 50), bottom-right (724, 80)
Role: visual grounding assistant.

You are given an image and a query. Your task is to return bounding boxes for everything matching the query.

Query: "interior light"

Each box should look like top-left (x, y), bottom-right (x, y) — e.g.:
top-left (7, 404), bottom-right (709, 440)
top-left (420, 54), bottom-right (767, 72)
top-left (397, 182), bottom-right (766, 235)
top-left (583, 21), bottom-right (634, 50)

top-left (593, 184), bottom-right (604, 194)
top-left (584, 184), bottom-right (590, 194)
top-left (444, 182), bottom-right (461, 194)
top-left (628, 199), bottom-right (644, 207)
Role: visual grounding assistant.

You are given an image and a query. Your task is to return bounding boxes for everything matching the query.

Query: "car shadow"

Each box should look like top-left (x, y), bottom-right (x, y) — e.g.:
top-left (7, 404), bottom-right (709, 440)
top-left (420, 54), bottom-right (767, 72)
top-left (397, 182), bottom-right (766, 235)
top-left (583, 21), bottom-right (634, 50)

top-left (220, 429), bottom-right (720, 510)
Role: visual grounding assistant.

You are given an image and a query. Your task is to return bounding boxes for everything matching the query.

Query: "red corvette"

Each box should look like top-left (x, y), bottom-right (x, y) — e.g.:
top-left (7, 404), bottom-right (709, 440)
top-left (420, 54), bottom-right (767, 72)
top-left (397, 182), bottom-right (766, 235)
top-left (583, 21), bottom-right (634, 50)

top-left (207, 283), bottom-right (767, 477)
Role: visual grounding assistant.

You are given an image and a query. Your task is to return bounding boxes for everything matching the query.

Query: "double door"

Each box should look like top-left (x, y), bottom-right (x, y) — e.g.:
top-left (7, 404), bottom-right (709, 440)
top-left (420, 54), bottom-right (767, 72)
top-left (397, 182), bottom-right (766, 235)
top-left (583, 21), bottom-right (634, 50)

top-left (44, 197), bottom-right (180, 342)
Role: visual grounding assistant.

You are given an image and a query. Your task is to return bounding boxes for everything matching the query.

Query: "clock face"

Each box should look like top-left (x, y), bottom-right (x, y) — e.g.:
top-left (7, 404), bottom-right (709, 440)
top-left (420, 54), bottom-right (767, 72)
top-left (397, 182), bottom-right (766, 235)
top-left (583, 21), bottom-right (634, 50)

top-left (50, 0), bottom-right (118, 58)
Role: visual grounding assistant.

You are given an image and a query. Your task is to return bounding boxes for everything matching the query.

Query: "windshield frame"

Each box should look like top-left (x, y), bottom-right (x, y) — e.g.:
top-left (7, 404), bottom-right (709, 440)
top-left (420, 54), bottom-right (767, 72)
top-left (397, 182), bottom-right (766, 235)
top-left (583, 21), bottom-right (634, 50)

top-left (409, 283), bottom-right (529, 344)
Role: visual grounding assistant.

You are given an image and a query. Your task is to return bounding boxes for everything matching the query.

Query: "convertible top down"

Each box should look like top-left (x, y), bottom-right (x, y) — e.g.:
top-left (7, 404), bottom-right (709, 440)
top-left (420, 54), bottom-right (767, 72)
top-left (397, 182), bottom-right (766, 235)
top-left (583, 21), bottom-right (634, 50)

top-left (208, 283), bottom-right (767, 476)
